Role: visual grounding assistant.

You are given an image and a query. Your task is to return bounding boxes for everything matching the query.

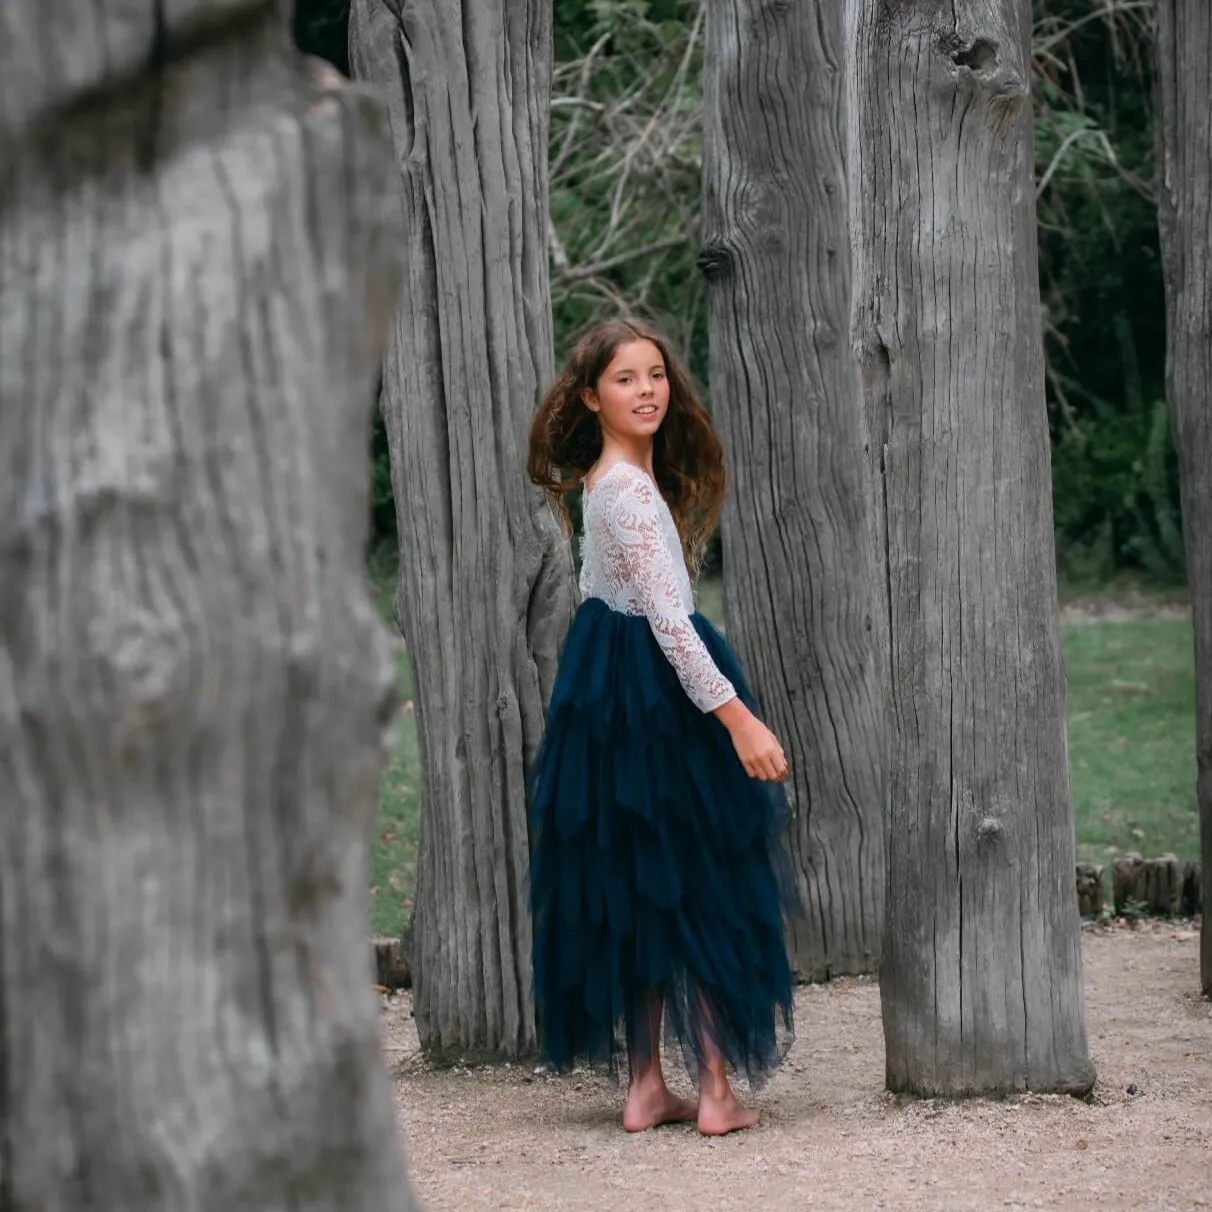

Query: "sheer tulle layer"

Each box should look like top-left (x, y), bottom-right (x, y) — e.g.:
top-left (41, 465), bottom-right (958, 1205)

top-left (529, 597), bottom-right (796, 1085)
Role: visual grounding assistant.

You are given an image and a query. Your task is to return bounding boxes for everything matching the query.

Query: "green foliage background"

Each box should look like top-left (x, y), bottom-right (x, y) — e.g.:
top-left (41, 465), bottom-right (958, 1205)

top-left (295, 0), bottom-right (1181, 586)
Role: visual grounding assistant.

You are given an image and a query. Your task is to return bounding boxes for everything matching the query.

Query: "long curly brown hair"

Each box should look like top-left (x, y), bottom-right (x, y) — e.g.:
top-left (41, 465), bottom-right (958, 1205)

top-left (528, 319), bottom-right (726, 574)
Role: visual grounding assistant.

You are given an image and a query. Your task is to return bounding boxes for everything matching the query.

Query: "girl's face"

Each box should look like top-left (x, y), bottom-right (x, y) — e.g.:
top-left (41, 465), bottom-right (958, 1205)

top-left (582, 339), bottom-right (670, 442)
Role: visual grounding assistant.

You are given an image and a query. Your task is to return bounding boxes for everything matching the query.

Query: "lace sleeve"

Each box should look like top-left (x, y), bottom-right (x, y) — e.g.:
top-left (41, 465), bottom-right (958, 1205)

top-left (606, 474), bottom-right (737, 713)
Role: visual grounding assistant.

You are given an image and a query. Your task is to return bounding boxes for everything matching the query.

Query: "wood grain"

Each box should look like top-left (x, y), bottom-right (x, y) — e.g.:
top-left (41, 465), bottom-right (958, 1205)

top-left (700, 0), bottom-right (885, 981)
top-left (349, 0), bottom-right (576, 1060)
top-left (1157, 0), bottom-right (1212, 996)
top-left (0, 2), bottom-right (415, 1206)
top-left (846, 0), bottom-right (1095, 1096)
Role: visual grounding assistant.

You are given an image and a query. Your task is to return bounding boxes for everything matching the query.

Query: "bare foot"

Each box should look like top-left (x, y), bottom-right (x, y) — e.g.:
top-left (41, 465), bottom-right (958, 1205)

top-left (697, 1096), bottom-right (761, 1136)
top-left (622, 1085), bottom-right (699, 1132)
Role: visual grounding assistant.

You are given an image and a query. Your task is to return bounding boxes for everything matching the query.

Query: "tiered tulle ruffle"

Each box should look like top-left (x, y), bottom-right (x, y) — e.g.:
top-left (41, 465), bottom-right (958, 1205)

top-left (529, 597), bottom-right (796, 1085)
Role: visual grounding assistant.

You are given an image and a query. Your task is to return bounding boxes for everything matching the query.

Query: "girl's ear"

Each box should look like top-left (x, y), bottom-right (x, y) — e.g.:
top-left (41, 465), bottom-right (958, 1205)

top-left (581, 386), bottom-right (599, 413)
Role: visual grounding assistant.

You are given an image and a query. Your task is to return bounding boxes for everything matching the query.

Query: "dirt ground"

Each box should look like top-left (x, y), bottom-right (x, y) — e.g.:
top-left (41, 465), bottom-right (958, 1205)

top-left (380, 921), bottom-right (1211, 1211)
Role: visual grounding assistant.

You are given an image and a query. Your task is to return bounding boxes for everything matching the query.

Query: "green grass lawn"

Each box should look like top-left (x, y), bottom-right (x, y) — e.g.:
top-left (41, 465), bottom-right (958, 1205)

top-left (1063, 619), bottom-right (1198, 866)
top-left (367, 576), bottom-right (1198, 937)
top-left (368, 649), bottom-right (422, 936)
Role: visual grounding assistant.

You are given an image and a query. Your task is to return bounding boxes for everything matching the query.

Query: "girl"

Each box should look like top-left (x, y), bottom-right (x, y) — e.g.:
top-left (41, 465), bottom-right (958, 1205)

top-left (527, 319), bottom-right (796, 1136)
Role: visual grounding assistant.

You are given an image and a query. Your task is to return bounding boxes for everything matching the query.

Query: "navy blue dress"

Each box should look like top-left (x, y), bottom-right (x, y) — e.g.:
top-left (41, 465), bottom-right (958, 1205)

top-left (528, 462), bottom-right (796, 1084)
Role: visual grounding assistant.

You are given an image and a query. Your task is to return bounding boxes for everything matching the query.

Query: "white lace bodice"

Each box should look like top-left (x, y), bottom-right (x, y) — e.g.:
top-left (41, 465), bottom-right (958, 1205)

top-left (579, 462), bottom-right (736, 713)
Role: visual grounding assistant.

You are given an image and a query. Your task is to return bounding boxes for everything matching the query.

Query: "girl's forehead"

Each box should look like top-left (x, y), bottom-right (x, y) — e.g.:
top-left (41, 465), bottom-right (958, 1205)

top-left (604, 338), bottom-right (664, 370)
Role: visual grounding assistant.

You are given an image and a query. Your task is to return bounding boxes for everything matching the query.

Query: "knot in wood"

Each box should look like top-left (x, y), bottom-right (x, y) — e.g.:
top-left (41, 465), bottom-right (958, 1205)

top-left (287, 631), bottom-right (324, 683)
top-left (938, 33), bottom-right (1026, 99)
top-left (945, 36), bottom-right (998, 74)
top-left (96, 609), bottom-right (184, 724)
top-left (756, 0), bottom-right (791, 24)
top-left (696, 242), bottom-right (734, 281)
top-left (976, 816), bottom-right (1003, 845)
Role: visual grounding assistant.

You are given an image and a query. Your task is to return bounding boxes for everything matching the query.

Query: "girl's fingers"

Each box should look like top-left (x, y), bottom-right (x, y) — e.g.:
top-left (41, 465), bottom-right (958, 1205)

top-left (742, 748), bottom-right (791, 781)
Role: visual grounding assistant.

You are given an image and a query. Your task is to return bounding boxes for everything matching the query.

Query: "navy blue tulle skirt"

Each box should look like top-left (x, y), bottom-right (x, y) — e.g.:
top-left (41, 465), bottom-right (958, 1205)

top-left (529, 597), bottom-right (797, 1086)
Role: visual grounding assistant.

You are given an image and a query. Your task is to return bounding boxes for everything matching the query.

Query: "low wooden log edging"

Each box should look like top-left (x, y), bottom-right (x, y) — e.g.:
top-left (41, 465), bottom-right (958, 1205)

top-left (1077, 854), bottom-right (1202, 919)
top-left (372, 934), bottom-right (412, 992)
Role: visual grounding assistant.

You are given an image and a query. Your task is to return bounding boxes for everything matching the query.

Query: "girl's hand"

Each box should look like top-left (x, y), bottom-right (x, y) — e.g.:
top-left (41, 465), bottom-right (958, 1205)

top-left (714, 698), bottom-right (789, 782)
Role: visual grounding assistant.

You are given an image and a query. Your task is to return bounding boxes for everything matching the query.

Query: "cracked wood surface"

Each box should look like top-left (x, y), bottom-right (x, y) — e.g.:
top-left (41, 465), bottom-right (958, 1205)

top-left (0, 2), bottom-right (416, 1205)
top-left (700, 0), bottom-right (886, 982)
top-left (846, 0), bottom-right (1095, 1095)
top-left (1157, 0), bottom-right (1212, 995)
top-left (349, 0), bottom-right (576, 1061)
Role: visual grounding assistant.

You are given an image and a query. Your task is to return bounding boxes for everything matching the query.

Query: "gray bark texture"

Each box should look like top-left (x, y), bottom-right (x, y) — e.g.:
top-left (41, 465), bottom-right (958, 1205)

top-left (846, 0), bottom-right (1096, 1095)
top-left (700, 0), bottom-right (885, 980)
top-left (0, 1), bottom-right (416, 1208)
top-left (349, 0), bottom-right (575, 1059)
top-left (1156, 0), bottom-right (1212, 995)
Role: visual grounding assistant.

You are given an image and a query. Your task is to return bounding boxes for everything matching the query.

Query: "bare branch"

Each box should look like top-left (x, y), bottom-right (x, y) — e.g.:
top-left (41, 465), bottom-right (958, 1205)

top-left (556, 235), bottom-right (691, 284)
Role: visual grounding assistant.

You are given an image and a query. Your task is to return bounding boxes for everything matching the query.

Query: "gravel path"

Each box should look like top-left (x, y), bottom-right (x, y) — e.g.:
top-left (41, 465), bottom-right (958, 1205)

top-left (381, 921), bottom-right (1210, 1211)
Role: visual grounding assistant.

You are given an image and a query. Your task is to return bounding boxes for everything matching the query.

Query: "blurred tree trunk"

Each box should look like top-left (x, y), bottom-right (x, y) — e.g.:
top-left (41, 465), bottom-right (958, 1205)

top-left (847, 0), bottom-right (1096, 1094)
top-left (700, 0), bottom-right (884, 980)
top-left (0, 2), bottom-right (415, 1207)
top-left (349, 0), bottom-right (575, 1059)
top-left (1157, 0), bottom-right (1212, 995)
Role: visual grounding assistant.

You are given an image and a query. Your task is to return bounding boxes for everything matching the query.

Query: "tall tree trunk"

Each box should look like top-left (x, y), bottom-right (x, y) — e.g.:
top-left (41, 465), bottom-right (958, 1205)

top-left (700, 0), bottom-right (885, 980)
top-left (349, 0), bottom-right (575, 1059)
top-left (846, 0), bottom-right (1096, 1095)
top-left (0, 3), bottom-right (415, 1206)
top-left (1157, 0), bottom-right (1212, 995)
